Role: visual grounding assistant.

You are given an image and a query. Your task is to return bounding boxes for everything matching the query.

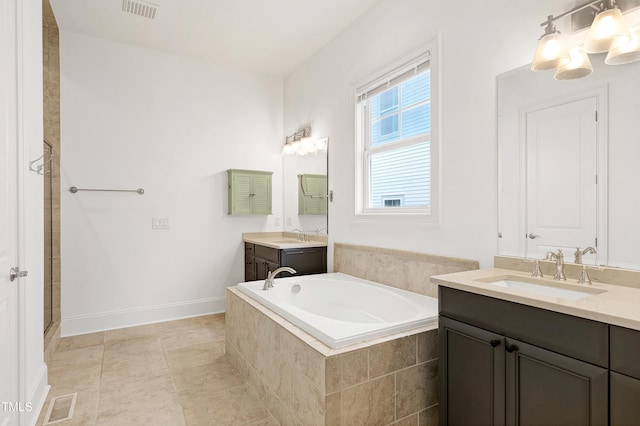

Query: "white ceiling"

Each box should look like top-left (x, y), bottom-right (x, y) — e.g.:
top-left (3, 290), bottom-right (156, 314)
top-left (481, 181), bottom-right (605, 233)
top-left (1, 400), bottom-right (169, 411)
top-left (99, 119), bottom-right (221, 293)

top-left (49, 0), bottom-right (381, 77)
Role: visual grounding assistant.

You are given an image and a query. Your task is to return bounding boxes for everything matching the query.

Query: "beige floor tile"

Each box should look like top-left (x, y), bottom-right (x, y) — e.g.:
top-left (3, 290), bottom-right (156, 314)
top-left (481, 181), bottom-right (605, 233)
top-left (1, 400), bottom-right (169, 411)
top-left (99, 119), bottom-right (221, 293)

top-left (47, 364), bottom-right (102, 395)
top-left (100, 351), bottom-right (169, 387)
top-left (104, 323), bottom-right (157, 343)
top-left (56, 332), bottom-right (105, 352)
top-left (160, 327), bottom-right (216, 351)
top-left (48, 345), bottom-right (104, 375)
top-left (181, 383), bottom-right (270, 426)
top-left (97, 403), bottom-right (185, 426)
top-left (173, 358), bottom-right (245, 396)
top-left (98, 374), bottom-right (180, 417)
top-left (102, 335), bottom-right (162, 363)
top-left (155, 317), bottom-right (204, 334)
top-left (165, 341), bottom-right (226, 374)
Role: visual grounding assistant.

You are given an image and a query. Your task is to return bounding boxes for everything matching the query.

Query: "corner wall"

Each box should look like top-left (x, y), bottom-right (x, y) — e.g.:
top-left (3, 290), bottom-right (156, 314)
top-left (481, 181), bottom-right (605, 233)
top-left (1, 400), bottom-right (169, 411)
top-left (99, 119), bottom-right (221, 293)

top-left (58, 32), bottom-right (284, 335)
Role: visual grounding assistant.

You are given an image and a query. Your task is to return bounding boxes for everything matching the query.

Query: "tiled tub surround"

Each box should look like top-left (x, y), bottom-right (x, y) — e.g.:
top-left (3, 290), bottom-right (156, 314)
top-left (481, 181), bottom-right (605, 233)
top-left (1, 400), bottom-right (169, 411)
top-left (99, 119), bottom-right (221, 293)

top-left (226, 288), bottom-right (439, 425)
top-left (334, 243), bottom-right (480, 298)
top-left (236, 273), bottom-right (438, 348)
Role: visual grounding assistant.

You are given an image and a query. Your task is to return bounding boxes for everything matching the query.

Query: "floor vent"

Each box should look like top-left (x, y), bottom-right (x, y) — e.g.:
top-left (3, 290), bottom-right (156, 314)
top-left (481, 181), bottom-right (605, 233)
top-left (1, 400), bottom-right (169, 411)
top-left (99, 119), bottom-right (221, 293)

top-left (122, 0), bottom-right (158, 19)
top-left (43, 393), bottom-right (77, 425)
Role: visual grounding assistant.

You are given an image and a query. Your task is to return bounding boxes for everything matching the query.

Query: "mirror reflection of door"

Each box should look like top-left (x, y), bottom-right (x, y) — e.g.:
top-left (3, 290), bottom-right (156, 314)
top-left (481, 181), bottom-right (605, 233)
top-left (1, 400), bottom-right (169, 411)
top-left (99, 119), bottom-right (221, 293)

top-left (525, 96), bottom-right (598, 262)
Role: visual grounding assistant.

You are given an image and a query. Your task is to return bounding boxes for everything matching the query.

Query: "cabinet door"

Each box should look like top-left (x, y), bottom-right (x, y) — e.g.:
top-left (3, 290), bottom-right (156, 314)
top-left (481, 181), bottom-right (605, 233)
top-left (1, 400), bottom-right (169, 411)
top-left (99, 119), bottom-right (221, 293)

top-left (230, 173), bottom-right (253, 214)
top-left (244, 256), bottom-right (256, 281)
top-left (610, 371), bottom-right (640, 426)
top-left (505, 338), bottom-right (607, 426)
top-left (280, 248), bottom-right (327, 276)
top-left (255, 258), bottom-right (279, 280)
top-left (251, 174), bottom-right (272, 215)
top-left (439, 317), bottom-right (505, 426)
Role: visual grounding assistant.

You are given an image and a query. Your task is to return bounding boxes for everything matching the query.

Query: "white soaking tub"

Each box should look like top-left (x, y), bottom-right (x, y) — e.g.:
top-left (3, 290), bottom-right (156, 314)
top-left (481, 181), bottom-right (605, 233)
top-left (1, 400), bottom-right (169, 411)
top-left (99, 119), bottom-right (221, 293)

top-left (236, 272), bottom-right (438, 348)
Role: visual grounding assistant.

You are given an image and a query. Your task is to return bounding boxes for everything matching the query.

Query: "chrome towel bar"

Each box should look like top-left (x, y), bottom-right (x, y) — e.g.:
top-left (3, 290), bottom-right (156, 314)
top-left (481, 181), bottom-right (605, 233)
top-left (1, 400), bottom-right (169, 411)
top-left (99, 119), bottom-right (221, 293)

top-left (69, 186), bottom-right (144, 195)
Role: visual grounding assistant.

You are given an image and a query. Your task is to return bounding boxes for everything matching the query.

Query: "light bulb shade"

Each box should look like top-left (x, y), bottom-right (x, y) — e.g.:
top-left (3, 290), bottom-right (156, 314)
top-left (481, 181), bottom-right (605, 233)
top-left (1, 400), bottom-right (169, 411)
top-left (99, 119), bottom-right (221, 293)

top-left (531, 31), bottom-right (570, 71)
top-left (554, 48), bottom-right (593, 80)
top-left (584, 7), bottom-right (631, 53)
top-left (605, 30), bottom-right (640, 64)
top-left (282, 143), bottom-right (293, 155)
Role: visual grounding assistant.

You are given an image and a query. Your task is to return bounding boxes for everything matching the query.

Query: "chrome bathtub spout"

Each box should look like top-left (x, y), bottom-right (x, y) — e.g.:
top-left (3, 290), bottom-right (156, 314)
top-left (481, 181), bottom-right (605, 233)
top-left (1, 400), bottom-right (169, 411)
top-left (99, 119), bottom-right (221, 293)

top-left (545, 249), bottom-right (566, 281)
top-left (263, 267), bottom-right (297, 290)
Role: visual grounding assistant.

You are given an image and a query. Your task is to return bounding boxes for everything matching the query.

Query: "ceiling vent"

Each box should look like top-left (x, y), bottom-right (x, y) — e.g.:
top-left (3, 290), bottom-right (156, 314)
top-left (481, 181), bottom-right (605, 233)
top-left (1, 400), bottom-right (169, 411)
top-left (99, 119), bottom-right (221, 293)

top-left (122, 0), bottom-right (158, 19)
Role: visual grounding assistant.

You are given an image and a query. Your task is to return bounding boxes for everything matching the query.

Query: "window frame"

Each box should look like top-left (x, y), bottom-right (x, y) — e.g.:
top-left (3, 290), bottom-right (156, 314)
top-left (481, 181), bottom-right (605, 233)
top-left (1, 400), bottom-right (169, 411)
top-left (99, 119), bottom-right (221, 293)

top-left (352, 42), bottom-right (440, 223)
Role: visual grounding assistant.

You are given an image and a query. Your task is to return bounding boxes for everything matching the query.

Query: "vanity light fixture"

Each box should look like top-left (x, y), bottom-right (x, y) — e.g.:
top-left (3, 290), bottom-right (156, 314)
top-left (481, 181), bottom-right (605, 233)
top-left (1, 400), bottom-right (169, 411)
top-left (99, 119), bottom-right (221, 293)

top-left (283, 127), bottom-right (327, 156)
top-left (532, 0), bottom-right (640, 80)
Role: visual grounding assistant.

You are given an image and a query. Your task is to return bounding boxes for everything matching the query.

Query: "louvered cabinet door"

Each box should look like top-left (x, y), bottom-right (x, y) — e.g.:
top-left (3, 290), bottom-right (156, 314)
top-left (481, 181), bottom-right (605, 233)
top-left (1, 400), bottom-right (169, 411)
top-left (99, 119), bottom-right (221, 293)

top-left (227, 169), bottom-right (272, 215)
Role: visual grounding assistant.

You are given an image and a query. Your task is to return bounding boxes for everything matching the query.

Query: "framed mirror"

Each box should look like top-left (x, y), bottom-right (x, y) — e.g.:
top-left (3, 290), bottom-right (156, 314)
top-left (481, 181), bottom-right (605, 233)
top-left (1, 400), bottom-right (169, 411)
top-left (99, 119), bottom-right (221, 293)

top-left (497, 55), bottom-right (640, 270)
top-left (283, 139), bottom-right (328, 235)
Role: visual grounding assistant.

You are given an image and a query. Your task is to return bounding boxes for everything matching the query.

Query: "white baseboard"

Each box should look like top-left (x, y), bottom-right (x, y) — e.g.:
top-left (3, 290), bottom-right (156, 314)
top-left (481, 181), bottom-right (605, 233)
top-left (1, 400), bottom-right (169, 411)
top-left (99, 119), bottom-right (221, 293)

top-left (61, 297), bottom-right (226, 337)
top-left (24, 363), bottom-right (50, 426)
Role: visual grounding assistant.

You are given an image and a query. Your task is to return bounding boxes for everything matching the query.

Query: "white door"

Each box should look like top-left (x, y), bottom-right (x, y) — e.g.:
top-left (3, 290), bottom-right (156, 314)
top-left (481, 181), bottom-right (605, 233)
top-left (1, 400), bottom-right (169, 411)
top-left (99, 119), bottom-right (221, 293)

top-left (526, 97), bottom-right (598, 260)
top-left (0, 0), bottom-right (21, 423)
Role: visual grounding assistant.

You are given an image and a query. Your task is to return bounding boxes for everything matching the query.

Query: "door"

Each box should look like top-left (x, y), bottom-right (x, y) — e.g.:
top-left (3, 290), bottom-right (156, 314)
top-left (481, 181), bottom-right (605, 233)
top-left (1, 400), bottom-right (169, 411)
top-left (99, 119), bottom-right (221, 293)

top-left (0, 0), bottom-right (20, 422)
top-left (526, 97), bottom-right (598, 258)
top-left (439, 317), bottom-right (506, 426)
top-left (505, 338), bottom-right (608, 426)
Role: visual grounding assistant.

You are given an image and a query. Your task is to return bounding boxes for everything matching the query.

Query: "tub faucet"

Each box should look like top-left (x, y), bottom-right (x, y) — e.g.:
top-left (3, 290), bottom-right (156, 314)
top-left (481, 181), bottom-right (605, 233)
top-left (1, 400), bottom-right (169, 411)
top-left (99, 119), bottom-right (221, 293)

top-left (545, 249), bottom-right (566, 281)
top-left (574, 246), bottom-right (596, 264)
top-left (263, 267), bottom-right (297, 291)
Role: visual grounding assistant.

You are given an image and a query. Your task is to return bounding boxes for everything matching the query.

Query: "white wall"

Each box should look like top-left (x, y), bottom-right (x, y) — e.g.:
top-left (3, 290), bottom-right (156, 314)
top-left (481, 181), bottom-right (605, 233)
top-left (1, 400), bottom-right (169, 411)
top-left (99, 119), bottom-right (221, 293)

top-left (59, 32), bottom-right (284, 335)
top-left (284, 0), bottom-right (573, 268)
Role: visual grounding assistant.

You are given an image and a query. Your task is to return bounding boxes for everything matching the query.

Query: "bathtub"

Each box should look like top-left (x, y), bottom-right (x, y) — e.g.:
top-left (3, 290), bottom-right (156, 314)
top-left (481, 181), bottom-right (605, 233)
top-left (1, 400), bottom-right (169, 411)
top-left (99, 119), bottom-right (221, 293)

top-left (236, 272), bottom-right (438, 348)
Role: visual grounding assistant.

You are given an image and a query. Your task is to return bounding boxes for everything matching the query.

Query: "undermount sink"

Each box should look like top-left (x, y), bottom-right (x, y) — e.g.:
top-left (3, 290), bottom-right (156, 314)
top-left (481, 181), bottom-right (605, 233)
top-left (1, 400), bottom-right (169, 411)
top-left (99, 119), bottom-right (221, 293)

top-left (476, 275), bottom-right (605, 301)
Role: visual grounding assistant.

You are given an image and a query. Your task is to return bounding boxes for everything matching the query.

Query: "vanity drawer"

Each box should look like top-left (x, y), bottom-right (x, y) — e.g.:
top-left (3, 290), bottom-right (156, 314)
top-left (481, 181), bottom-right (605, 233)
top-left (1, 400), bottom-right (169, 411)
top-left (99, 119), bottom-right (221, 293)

top-left (254, 244), bottom-right (280, 263)
top-left (245, 243), bottom-right (255, 255)
top-left (439, 286), bottom-right (609, 367)
top-left (611, 325), bottom-right (640, 379)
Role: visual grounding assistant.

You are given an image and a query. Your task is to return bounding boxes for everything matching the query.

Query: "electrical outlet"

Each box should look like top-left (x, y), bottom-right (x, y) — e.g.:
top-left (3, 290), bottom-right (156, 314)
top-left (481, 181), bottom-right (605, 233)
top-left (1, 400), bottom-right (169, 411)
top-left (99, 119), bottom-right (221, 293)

top-left (274, 217), bottom-right (281, 226)
top-left (152, 218), bottom-right (170, 229)
top-left (286, 217), bottom-right (292, 226)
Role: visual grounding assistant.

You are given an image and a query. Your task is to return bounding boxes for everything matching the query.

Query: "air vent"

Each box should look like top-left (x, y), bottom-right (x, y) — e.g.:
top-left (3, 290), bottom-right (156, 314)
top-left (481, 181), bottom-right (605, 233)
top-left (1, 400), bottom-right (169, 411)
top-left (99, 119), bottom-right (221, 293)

top-left (43, 393), bottom-right (77, 425)
top-left (122, 0), bottom-right (158, 19)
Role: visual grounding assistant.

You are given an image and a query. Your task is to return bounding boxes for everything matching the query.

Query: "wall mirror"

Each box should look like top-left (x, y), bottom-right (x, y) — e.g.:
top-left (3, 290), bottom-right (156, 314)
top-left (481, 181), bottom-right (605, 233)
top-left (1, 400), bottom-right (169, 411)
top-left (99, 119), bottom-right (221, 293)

top-left (283, 139), bottom-right (328, 236)
top-left (497, 55), bottom-right (640, 270)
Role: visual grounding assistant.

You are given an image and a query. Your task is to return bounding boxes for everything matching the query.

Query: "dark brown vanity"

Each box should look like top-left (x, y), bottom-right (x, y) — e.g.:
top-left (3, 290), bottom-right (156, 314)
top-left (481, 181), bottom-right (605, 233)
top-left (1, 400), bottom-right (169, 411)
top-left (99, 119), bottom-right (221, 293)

top-left (244, 242), bottom-right (327, 281)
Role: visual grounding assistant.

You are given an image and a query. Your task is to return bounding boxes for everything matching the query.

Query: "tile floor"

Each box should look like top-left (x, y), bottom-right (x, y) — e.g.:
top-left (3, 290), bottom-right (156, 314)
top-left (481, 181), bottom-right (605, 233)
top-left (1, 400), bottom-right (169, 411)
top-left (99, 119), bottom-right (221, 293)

top-left (36, 314), bottom-right (277, 426)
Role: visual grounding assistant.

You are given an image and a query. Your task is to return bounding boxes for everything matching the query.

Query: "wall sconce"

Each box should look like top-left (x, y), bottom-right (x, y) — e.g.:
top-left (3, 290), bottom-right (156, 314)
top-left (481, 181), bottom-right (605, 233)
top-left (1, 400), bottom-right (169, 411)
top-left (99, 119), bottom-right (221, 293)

top-left (532, 0), bottom-right (640, 80)
top-left (283, 127), bottom-right (327, 156)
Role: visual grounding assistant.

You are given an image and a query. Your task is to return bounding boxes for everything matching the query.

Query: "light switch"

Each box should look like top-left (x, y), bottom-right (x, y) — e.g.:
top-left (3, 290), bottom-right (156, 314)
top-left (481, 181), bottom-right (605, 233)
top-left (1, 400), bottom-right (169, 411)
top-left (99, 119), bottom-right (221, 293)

top-left (152, 218), bottom-right (170, 229)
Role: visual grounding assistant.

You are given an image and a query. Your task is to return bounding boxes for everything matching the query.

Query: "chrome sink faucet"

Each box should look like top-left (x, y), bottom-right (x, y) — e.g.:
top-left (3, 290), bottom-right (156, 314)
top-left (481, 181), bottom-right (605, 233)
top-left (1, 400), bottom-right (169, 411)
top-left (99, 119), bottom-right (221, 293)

top-left (263, 267), bottom-right (297, 290)
top-left (545, 249), bottom-right (566, 281)
top-left (574, 247), bottom-right (596, 264)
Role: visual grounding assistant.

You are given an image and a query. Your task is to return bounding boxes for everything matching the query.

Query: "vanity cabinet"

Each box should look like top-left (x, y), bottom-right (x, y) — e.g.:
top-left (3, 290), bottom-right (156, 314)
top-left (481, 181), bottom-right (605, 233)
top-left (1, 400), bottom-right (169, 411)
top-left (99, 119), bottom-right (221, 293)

top-left (227, 169), bottom-right (272, 215)
top-left (610, 325), bottom-right (640, 425)
top-left (244, 242), bottom-right (327, 282)
top-left (439, 286), bottom-right (609, 426)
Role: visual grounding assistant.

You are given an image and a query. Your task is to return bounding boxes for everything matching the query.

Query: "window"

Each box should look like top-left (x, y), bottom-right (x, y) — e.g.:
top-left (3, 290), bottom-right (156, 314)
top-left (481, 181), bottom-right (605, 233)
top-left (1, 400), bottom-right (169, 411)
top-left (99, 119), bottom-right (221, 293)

top-left (355, 48), bottom-right (436, 219)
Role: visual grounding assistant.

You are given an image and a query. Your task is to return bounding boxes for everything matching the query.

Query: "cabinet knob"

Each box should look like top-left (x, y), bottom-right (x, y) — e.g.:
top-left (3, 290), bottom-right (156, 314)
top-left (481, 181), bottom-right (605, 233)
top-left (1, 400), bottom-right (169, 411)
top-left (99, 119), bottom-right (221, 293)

top-left (490, 339), bottom-right (501, 348)
top-left (505, 342), bottom-right (519, 353)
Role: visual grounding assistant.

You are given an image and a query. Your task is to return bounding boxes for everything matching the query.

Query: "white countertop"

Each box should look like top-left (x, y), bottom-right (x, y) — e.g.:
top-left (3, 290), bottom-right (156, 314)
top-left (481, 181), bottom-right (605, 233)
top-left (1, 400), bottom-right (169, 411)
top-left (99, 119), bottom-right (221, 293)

top-left (432, 268), bottom-right (640, 332)
top-left (242, 232), bottom-right (328, 250)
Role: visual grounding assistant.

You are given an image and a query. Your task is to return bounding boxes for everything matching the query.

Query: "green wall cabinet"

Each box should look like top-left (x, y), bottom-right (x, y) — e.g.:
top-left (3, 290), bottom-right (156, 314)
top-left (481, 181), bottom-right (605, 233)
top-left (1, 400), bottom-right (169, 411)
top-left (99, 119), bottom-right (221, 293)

top-left (298, 174), bottom-right (327, 215)
top-left (227, 169), bottom-right (272, 215)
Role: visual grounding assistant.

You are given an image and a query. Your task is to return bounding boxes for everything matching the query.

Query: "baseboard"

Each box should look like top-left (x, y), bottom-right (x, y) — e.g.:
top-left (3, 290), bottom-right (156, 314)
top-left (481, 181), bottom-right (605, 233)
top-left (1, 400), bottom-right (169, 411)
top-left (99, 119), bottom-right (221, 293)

top-left (61, 296), bottom-right (226, 337)
top-left (24, 363), bottom-right (50, 426)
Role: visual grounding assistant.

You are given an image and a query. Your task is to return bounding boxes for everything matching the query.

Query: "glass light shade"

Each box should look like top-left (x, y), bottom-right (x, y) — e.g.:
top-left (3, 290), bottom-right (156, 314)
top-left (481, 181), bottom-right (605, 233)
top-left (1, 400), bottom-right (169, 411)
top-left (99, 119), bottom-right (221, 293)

top-left (605, 30), bottom-right (640, 64)
top-left (584, 7), bottom-right (631, 53)
top-left (282, 143), bottom-right (294, 155)
top-left (554, 48), bottom-right (593, 80)
top-left (531, 31), bottom-right (570, 71)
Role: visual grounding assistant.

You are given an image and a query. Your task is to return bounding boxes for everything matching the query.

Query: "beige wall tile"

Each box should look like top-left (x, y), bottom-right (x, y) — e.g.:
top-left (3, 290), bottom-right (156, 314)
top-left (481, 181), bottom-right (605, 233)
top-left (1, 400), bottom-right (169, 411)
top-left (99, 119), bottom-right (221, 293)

top-left (396, 360), bottom-right (438, 419)
top-left (394, 413), bottom-right (419, 426)
top-left (419, 404), bottom-right (439, 426)
top-left (325, 356), bottom-right (341, 393)
top-left (340, 348), bottom-right (369, 389)
top-left (369, 335), bottom-right (416, 379)
top-left (341, 374), bottom-right (395, 426)
top-left (417, 329), bottom-right (438, 363)
top-left (292, 371), bottom-right (325, 426)
top-left (325, 391), bottom-right (341, 426)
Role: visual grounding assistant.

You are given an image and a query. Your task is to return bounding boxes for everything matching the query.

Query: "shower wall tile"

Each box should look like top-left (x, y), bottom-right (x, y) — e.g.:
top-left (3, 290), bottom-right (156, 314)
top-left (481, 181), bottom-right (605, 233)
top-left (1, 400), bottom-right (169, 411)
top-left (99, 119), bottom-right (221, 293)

top-left (334, 243), bottom-right (479, 298)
